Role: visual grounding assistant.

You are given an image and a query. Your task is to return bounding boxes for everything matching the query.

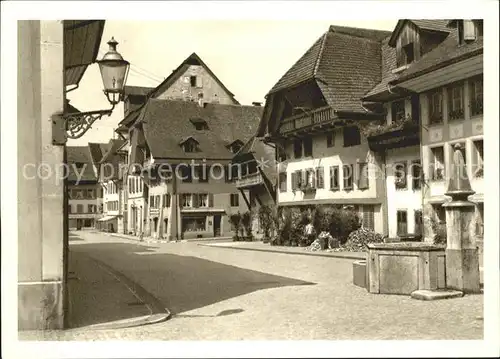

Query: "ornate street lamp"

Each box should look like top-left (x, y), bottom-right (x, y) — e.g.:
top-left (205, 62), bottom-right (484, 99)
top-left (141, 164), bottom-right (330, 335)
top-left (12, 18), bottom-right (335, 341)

top-left (52, 37), bottom-right (130, 144)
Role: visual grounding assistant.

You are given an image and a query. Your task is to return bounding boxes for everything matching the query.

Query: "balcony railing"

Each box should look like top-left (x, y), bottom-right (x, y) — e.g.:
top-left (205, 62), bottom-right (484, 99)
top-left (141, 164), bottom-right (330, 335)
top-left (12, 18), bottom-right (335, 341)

top-left (235, 172), bottom-right (264, 188)
top-left (279, 106), bottom-right (335, 134)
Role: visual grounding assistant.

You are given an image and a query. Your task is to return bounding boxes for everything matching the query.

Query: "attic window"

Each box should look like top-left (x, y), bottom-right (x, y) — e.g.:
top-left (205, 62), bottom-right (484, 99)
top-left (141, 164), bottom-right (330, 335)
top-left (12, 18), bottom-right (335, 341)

top-left (190, 75), bottom-right (202, 88)
top-left (403, 43), bottom-right (414, 64)
top-left (458, 20), bottom-right (480, 45)
top-left (181, 138), bottom-right (200, 153)
top-left (190, 117), bottom-right (209, 131)
top-left (227, 140), bottom-right (244, 154)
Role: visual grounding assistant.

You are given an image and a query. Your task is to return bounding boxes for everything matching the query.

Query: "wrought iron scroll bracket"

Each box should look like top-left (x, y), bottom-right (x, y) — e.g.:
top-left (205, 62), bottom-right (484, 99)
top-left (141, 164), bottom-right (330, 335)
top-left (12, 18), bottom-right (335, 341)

top-left (52, 106), bottom-right (114, 145)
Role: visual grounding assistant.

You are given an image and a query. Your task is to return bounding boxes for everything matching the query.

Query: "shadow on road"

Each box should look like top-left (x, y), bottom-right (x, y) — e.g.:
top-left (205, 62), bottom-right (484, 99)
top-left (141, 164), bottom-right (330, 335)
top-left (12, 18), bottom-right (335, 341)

top-left (70, 241), bottom-right (315, 317)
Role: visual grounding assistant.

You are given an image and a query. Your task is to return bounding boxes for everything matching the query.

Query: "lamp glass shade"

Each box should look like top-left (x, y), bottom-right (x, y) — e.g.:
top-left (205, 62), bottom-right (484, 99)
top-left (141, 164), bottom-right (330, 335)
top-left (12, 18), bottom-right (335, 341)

top-left (98, 59), bottom-right (130, 93)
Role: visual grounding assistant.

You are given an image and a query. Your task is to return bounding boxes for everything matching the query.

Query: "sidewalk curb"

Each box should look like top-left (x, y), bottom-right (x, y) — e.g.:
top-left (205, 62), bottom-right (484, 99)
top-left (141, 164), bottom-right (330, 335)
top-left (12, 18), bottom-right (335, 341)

top-left (77, 253), bottom-right (171, 331)
top-left (197, 243), bottom-right (366, 261)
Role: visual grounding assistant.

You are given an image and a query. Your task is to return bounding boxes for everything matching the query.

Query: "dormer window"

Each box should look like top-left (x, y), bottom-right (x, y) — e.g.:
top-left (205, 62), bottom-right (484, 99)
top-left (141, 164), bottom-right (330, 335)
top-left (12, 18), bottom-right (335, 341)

top-left (402, 43), bottom-right (414, 64)
top-left (180, 137), bottom-right (200, 153)
top-left (189, 117), bottom-right (209, 131)
top-left (457, 20), bottom-right (482, 45)
top-left (227, 140), bottom-right (244, 154)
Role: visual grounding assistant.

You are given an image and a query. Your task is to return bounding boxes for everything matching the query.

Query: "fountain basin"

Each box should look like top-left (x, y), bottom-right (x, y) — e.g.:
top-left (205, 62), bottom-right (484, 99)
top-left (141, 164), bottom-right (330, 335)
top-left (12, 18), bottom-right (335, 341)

top-left (366, 242), bottom-right (446, 295)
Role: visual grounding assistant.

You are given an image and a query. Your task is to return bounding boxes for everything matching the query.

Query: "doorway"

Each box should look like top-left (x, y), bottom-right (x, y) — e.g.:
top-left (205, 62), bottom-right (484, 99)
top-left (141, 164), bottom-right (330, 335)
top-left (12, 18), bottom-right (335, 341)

top-left (213, 215), bottom-right (221, 237)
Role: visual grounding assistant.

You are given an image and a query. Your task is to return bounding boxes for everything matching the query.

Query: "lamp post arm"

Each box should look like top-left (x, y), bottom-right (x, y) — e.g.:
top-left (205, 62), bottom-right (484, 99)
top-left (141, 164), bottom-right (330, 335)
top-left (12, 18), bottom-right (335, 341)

top-left (52, 105), bottom-right (115, 145)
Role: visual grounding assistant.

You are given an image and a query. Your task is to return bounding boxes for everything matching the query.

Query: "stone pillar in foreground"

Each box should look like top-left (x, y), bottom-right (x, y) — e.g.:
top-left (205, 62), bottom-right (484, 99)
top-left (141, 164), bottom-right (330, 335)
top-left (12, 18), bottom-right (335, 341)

top-left (443, 144), bottom-right (481, 293)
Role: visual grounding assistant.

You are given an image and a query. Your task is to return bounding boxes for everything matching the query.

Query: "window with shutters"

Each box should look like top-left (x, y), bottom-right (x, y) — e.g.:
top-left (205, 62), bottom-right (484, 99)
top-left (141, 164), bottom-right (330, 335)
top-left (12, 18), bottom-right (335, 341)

top-left (411, 160), bottom-right (422, 190)
top-left (472, 139), bottom-right (484, 178)
top-left (391, 100), bottom-right (406, 123)
top-left (198, 193), bottom-right (208, 207)
top-left (397, 210), bottom-right (408, 235)
top-left (230, 193), bottom-right (239, 207)
top-left (180, 165), bottom-right (192, 182)
top-left (394, 162), bottom-right (407, 190)
top-left (330, 166), bottom-right (339, 191)
top-left (428, 89), bottom-right (443, 124)
top-left (343, 164), bottom-right (353, 190)
top-left (181, 193), bottom-right (193, 208)
top-left (163, 194), bottom-right (171, 208)
top-left (279, 172), bottom-right (287, 192)
top-left (195, 166), bottom-right (208, 182)
top-left (470, 76), bottom-right (483, 116)
top-left (447, 82), bottom-right (465, 121)
top-left (303, 137), bottom-right (313, 157)
top-left (315, 167), bottom-right (324, 189)
top-left (414, 210), bottom-right (423, 236)
top-left (343, 127), bottom-right (361, 147)
top-left (326, 131), bottom-right (335, 148)
top-left (463, 20), bottom-right (476, 42)
top-left (293, 139), bottom-right (302, 159)
top-left (357, 162), bottom-right (369, 190)
top-left (430, 146), bottom-right (445, 181)
top-left (155, 195), bottom-right (161, 208)
top-left (362, 205), bottom-right (375, 231)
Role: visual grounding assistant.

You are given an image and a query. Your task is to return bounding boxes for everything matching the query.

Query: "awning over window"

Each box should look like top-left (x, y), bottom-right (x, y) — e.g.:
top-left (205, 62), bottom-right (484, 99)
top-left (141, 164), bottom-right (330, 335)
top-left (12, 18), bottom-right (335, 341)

top-left (64, 20), bottom-right (105, 87)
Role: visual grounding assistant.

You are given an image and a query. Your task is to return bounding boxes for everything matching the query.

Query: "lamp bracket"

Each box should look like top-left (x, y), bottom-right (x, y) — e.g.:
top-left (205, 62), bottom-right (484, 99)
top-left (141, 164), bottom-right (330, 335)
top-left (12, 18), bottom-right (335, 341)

top-left (52, 106), bottom-right (114, 145)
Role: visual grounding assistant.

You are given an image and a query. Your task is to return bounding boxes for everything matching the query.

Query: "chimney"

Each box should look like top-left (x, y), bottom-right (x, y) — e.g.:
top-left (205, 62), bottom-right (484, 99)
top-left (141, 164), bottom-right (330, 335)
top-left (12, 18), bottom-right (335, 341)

top-left (252, 102), bottom-right (262, 107)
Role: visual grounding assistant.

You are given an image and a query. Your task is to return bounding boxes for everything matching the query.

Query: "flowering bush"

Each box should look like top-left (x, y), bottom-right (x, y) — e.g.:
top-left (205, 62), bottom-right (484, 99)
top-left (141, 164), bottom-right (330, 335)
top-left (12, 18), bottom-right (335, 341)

top-left (359, 114), bottom-right (417, 138)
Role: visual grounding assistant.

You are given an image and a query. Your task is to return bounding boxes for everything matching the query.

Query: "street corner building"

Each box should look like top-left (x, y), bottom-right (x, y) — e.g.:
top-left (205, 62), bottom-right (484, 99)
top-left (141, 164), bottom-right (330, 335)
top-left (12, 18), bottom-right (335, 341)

top-left (125, 99), bottom-right (263, 241)
top-left (17, 20), bottom-right (105, 330)
top-left (257, 20), bottom-right (483, 261)
top-left (102, 52), bottom-right (264, 241)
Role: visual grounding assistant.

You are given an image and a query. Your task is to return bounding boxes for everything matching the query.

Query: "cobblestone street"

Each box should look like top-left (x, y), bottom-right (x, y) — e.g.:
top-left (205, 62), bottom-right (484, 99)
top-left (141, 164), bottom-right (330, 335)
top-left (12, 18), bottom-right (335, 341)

top-left (19, 231), bottom-right (483, 341)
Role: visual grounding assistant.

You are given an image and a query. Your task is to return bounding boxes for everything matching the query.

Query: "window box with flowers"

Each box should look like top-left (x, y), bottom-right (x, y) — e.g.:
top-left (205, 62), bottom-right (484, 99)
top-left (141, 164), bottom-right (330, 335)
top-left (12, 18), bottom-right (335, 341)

top-left (300, 183), bottom-right (317, 193)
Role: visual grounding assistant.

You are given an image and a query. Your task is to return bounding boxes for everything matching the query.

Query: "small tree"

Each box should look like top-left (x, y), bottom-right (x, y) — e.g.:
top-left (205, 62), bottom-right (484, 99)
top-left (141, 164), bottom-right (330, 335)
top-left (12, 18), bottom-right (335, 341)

top-left (258, 205), bottom-right (274, 243)
top-left (229, 212), bottom-right (242, 241)
top-left (241, 211), bottom-right (253, 240)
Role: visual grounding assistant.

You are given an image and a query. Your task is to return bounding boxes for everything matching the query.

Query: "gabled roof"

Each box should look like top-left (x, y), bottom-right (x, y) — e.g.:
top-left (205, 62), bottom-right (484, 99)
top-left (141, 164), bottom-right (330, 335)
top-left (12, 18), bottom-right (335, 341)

top-left (88, 142), bottom-right (111, 165)
top-left (66, 146), bottom-right (97, 183)
top-left (147, 52), bottom-right (239, 104)
top-left (99, 138), bottom-right (126, 164)
top-left (116, 52), bottom-right (240, 134)
top-left (388, 20), bottom-right (451, 47)
top-left (267, 25), bottom-right (392, 113)
top-left (137, 99), bottom-right (263, 160)
top-left (392, 27), bottom-right (483, 84)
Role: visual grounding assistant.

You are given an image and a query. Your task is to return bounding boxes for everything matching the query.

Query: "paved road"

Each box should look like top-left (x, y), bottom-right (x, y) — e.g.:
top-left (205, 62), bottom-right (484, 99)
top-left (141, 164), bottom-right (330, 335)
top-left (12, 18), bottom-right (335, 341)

top-left (22, 231), bottom-right (483, 340)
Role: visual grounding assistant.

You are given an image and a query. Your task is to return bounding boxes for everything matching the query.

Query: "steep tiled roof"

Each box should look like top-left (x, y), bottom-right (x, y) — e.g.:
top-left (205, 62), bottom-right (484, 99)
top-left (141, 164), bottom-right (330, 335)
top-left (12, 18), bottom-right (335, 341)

top-left (99, 139), bottom-right (126, 181)
top-left (124, 85), bottom-right (155, 97)
top-left (138, 99), bottom-right (263, 160)
top-left (362, 37), bottom-right (398, 100)
top-left (392, 29), bottom-right (483, 83)
top-left (99, 139), bottom-right (126, 164)
top-left (88, 142), bottom-right (110, 165)
top-left (66, 146), bottom-right (97, 183)
top-left (147, 52), bottom-right (239, 104)
top-left (116, 52), bottom-right (240, 134)
top-left (268, 25), bottom-right (392, 113)
top-left (388, 20), bottom-right (451, 46)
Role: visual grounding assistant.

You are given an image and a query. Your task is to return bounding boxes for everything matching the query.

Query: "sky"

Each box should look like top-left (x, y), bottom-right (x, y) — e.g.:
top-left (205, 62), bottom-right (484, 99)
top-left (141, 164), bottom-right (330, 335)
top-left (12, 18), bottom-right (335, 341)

top-left (67, 20), bottom-right (398, 146)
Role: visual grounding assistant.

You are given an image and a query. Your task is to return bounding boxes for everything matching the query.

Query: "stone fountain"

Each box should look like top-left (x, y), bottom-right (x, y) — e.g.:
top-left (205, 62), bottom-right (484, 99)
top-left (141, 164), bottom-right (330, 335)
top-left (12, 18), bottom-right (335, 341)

top-left (353, 144), bottom-right (481, 299)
